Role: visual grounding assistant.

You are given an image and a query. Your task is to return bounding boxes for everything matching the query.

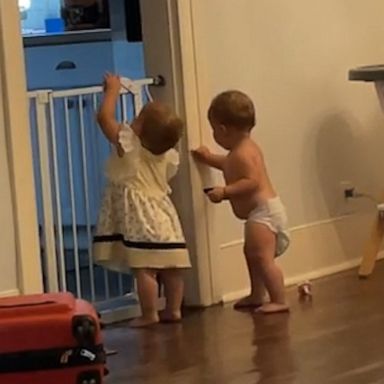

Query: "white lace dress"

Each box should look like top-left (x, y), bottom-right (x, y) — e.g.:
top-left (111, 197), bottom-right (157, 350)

top-left (93, 124), bottom-right (191, 271)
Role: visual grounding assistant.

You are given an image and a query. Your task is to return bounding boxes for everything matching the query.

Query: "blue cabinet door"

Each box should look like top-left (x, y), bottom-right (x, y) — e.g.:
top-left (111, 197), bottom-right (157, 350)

top-left (25, 42), bottom-right (114, 90)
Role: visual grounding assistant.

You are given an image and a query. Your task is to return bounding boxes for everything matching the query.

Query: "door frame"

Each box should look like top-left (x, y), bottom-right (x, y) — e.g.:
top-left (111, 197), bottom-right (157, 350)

top-left (140, 0), bottom-right (222, 306)
top-left (0, 0), bottom-right (43, 294)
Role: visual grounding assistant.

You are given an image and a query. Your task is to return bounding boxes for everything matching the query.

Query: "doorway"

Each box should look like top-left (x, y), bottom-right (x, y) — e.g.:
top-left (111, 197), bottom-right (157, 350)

top-left (0, 0), bottom-right (216, 319)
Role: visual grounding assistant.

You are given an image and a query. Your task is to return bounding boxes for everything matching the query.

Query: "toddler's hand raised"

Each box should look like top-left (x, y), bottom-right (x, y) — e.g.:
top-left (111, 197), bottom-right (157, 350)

top-left (207, 187), bottom-right (226, 203)
top-left (103, 73), bottom-right (121, 93)
top-left (191, 146), bottom-right (211, 163)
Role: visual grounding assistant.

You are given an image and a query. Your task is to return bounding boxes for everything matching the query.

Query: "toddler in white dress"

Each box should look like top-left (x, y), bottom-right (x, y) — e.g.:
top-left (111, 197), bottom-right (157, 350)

top-left (93, 74), bottom-right (190, 327)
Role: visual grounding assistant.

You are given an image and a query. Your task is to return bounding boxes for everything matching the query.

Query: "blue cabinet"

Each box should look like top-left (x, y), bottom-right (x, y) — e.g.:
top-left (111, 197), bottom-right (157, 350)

top-left (24, 40), bottom-right (145, 90)
top-left (25, 42), bottom-right (114, 90)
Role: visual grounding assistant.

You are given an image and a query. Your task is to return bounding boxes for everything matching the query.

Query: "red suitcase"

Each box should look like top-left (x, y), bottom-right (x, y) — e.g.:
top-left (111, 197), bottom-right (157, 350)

top-left (0, 292), bottom-right (106, 384)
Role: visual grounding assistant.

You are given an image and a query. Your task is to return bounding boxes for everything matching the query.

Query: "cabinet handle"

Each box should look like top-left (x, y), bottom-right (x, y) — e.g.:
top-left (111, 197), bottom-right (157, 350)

top-left (55, 61), bottom-right (76, 70)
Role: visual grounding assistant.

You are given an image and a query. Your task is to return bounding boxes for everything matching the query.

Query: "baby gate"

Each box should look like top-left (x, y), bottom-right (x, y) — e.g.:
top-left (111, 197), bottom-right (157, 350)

top-left (28, 77), bottom-right (160, 321)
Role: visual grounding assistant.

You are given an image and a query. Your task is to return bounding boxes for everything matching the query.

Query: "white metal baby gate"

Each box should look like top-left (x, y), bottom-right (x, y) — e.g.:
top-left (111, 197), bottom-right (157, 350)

top-left (28, 77), bottom-right (159, 321)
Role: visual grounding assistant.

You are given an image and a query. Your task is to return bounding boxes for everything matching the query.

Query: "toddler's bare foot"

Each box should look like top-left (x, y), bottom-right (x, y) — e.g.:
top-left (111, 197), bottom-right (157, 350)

top-left (159, 310), bottom-right (182, 323)
top-left (129, 315), bottom-right (159, 328)
top-left (233, 295), bottom-right (263, 310)
top-left (254, 302), bottom-right (290, 314)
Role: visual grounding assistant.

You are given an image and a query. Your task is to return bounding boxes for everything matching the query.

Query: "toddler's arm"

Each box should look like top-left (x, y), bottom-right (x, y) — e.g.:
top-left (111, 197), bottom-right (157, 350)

top-left (192, 146), bottom-right (225, 170)
top-left (206, 175), bottom-right (258, 203)
top-left (97, 73), bottom-right (122, 146)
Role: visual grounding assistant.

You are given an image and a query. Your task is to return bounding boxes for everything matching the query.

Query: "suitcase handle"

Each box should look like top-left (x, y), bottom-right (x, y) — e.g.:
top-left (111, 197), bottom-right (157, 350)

top-left (0, 300), bottom-right (56, 309)
top-left (0, 293), bottom-right (76, 317)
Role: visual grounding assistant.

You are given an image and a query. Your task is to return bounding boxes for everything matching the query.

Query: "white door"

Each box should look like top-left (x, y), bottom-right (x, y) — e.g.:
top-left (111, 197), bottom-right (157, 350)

top-left (167, 0), bottom-right (250, 303)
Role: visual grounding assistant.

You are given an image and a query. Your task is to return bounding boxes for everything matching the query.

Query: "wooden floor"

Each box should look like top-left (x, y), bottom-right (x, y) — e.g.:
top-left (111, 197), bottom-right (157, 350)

top-left (104, 262), bottom-right (384, 384)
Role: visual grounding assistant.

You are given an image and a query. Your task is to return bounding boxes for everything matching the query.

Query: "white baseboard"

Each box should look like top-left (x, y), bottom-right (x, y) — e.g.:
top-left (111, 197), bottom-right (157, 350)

top-left (100, 297), bottom-right (166, 324)
top-left (0, 289), bottom-right (19, 298)
top-left (284, 252), bottom-right (384, 287)
top-left (221, 251), bottom-right (384, 303)
top-left (222, 289), bottom-right (250, 303)
top-left (218, 212), bottom-right (384, 304)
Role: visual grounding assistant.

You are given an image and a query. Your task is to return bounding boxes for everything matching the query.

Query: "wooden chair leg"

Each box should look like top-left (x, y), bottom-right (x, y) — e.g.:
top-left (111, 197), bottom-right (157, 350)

top-left (359, 215), bottom-right (384, 278)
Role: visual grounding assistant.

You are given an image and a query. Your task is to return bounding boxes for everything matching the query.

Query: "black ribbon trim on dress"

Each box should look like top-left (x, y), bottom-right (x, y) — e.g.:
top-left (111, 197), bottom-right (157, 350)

top-left (0, 344), bottom-right (105, 373)
top-left (93, 234), bottom-right (187, 250)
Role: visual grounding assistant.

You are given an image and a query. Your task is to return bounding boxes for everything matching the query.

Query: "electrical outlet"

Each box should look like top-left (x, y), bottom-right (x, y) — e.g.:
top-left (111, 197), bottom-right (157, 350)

top-left (340, 181), bottom-right (354, 199)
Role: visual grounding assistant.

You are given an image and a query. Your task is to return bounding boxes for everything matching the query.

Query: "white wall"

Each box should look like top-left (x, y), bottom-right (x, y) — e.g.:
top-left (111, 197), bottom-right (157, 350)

top-left (0, 77), bottom-right (18, 297)
top-left (187, 0), bottom-right (384, 300)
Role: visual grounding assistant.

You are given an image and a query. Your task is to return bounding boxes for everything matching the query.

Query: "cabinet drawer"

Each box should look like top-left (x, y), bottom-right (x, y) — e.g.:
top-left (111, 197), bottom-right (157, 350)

top-left (25, 42), bottom-right (113, 90)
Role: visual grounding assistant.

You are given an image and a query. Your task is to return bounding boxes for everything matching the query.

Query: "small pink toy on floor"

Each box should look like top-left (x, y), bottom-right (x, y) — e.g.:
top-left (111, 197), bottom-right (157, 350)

top-left (297, 281), bottom-right (312, 300)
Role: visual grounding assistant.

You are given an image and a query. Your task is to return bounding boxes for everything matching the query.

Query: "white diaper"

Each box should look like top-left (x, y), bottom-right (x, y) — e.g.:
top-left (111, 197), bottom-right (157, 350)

top-left (247, 197), bottom-right (290, 257)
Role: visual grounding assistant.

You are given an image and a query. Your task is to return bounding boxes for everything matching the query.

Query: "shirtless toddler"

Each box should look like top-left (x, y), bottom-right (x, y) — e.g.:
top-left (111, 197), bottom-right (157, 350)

top-left (193, 90), bottom-right (290, 314)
